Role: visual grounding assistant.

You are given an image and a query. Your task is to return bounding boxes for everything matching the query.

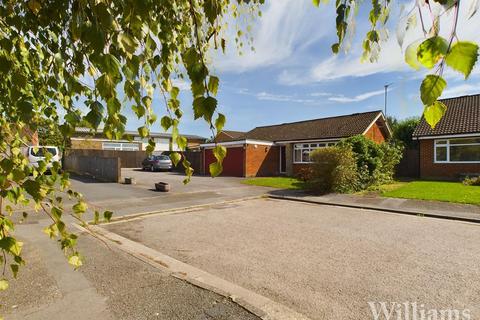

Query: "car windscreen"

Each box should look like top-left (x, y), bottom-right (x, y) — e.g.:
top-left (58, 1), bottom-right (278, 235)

top-left (155, 155), bottom-right (170, 161)
top-left (30, 147), bottom-right (57, 157)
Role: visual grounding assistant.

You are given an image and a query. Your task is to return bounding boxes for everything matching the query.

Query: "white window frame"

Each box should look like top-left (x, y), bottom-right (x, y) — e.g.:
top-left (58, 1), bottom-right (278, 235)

top-left (434, 137), bottom-right (480, 164)
top-left (102, 142), bottom-right (140, 151)
top-left (293, 141), bottom-right (337, 164)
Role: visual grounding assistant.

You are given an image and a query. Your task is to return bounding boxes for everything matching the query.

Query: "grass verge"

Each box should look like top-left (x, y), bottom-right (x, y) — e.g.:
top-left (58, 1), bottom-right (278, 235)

top-left (241, 177), bottom-right (305, 190)
top-left (381, 181), bottom-right (480, 205)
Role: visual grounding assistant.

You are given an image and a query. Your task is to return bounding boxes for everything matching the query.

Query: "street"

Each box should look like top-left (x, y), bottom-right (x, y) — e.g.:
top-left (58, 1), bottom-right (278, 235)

top-left (1, 171), bottom-right (479, 320)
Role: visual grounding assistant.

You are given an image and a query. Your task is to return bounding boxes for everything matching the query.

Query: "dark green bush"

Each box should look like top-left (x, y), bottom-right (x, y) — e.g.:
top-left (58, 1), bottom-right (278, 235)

top-left (308, 146), bottom-right (359, 194)
top-left (307, 136), bottom-right (403, 194)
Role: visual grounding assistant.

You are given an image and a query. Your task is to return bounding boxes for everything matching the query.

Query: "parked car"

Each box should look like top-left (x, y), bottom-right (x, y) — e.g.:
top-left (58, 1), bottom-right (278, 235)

top-left (142, 155), bottom-right (172, 171)
top-left (27, 146), bottom-right (61, 170)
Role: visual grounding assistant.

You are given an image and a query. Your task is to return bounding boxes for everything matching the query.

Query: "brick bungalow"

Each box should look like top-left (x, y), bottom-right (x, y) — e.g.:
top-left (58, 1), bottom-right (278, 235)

top-left (413, 94), bottom-right (480, 180)
top-left (201, 110), bottom-right (391, 177)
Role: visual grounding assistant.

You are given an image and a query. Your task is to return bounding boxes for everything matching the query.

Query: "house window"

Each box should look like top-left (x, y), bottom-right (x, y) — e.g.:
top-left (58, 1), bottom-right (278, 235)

top-left (102, 142), bottom-right (140, 151)
top-left (434, 137), bottom-right (480, 163)
top-left (293, 142), bottom-right (336, 164)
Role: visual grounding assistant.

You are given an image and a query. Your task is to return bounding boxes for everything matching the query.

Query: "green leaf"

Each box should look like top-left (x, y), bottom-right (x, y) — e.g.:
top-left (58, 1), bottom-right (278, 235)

top-left (68, 254), bottom-right (83, 269)
top-left (0, 237), bottom-right (23, 256)
top-left (312, 0), bottom-right (320, 7)
top-left (103, 211), bottom-right (113, 222)
top-left (161, 116), bottom-right (172, 131)
top-left (72, 200), bottom-right (87, 215)
top-left (118, 33), bottom-right (137, 55)
top-left (176, 136), bottom-right (187, 151)
top-left (170, 152), bottom-right (181, 166)
top-left (420, 75), bottom-right (447, 105)
top-left (96, 74), bottom-right (116, 99)
top-left (445, 41), bottom-right (479, 79)
top-left (138, 126), bottom-right (148, 138)
top-left (202, 96), bottom-right (217, 123)
top-left (10, 264), bottom-right (19, 278)
top-left (93, 211), bottom-right (100, 224)
top-left (212, 145), bottom-right (227, 162)
top-left (209, 162), bottom-right (223, 177)
top-left (417, 36), bottom-right (448, 69)
top-left (215, 113), bottom-right (226, 132)
top-left (424, 101), bottom-right (447, 129)
top-left (0, 279), bottom-right (8, 291)
top-left (405, 39), bottom-right (423, 70)
top-left (207, 76), bottom-right (219, 95)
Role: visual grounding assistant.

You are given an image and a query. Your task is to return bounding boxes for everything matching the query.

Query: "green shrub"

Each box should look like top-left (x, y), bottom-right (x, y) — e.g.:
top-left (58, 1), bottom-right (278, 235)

top-left (463, 176), bottom-right (480, 186)
top-left (308, 146), bottom-right (359, 194)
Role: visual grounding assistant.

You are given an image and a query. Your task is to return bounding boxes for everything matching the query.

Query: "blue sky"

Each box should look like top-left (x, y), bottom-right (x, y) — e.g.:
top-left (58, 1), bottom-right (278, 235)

top-left (126, 0), bottom-right (480, 138)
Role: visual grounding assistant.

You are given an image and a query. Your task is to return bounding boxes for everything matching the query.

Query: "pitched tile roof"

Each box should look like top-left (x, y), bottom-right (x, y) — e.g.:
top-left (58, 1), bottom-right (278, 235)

top-left (220, 130), bottom-right (246, 139)
top-left (243, 110), bottom-right (385, 142)
top-left (413, 94), bottom-right (480, 137)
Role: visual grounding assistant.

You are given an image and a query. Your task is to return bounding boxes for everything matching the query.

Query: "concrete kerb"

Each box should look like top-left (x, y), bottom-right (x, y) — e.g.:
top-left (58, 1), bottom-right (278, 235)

top-left (74, 223), bottom-right (312, 320)
top-left (268, 194), bottom-right (480, 225)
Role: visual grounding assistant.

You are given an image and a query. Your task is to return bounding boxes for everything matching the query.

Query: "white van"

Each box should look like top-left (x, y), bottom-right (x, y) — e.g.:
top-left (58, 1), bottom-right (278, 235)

top-left (27, 146), bottom-right (61, 169)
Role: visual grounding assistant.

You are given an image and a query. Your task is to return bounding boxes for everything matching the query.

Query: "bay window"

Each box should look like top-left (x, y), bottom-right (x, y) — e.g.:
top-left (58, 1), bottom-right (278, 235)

top-left (293, 142), bottom-right (337, 164)
top-left (434, 137), bottom-right (480, 163)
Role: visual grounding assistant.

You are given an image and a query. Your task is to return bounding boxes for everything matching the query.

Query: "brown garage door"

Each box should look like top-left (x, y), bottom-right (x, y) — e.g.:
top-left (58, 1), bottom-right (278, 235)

top-left (204, 147), bottom-right (244, 177)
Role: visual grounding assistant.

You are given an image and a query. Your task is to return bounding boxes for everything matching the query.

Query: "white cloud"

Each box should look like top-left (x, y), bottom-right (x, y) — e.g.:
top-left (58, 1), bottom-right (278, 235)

top-left (441, 82), bottom-right (480, 98)
top-left (256, 91), bottom-right (315, 104)
top-left (328, 89), bottom-right (386, 103)
top-left (279, 1), bottom-right (480, 85)
top-left (310, 92), bottom-right (332, 97)
top-left (213, 0), bottom-right (333, 73)
top-left (171, 78), bottom-right (190, 91)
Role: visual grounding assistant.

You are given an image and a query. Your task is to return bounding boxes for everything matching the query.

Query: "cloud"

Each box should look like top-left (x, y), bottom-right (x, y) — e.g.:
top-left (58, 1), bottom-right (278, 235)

top-left (328, 89), bottom-right (387, 103)
top-left (213, 0), bottom-right (333, 73)
top-left (441, 82), bottom-right (480, 98)
top-left (171, 78), bottom-right (190, 91)
top-left (256, 91), bottom-right (315, 104)
top-left (279, 1), bottom-right (480, 85)
top-left (310, 92), bottom-right (332, 97)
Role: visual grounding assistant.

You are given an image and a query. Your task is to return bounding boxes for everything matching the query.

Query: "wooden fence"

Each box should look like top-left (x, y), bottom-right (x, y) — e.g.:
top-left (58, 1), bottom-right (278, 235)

top-left (395, 148), bottom-right (419, 178)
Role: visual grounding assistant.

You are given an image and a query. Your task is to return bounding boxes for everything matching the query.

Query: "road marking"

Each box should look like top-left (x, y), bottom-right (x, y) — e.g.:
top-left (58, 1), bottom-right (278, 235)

top-left (75, 223), bottom-right (312, 320)
top-left (91, 195), bottom-right (267, 225)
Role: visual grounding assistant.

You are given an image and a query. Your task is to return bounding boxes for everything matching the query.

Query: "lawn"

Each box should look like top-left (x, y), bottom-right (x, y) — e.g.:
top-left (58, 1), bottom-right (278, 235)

top-left (381, 181), bottom-right (480, 205)
top-left (241, 177), bottom-right (305, 190)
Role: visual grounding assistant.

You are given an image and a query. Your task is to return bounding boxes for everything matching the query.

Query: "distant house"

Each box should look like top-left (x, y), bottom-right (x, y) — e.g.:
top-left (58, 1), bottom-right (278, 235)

top-left (216, 130), bottom-right (246, 142)
top-left (413, 94), bottom-right (480, 179)
top-left (201, 110), bottom-right (391, 177)
top-left (71, 128), bottom-right (206, 153)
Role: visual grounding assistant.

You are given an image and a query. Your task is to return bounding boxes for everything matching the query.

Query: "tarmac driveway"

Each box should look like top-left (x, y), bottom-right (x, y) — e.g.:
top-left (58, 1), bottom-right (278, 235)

top-left (105, 198), bottom-right (480, 320)
top-left (67, 169), bottom-right (271, 218)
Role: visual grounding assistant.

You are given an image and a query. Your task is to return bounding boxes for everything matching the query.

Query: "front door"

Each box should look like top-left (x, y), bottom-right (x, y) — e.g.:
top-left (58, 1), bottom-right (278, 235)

top-left (279, 146), bottom-right (286, 174)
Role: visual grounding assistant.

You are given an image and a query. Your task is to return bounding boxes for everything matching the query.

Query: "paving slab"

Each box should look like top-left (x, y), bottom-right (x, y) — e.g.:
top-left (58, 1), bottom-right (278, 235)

top-left (269, 189), bottom-right (480, 223)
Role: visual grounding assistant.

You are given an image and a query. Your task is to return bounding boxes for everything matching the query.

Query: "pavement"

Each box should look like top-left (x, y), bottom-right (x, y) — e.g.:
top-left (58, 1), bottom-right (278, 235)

top-left (105, 198), bottom-right (480, 320)
top-left (268, 189), bottom-right (480, 223)
top-left (0, 221), bottom-right (260, 320)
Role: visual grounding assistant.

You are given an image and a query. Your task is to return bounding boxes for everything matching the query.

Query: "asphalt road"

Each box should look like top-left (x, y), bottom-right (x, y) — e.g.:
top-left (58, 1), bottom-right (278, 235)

top-left (106, 198), bottom-right (480, 320)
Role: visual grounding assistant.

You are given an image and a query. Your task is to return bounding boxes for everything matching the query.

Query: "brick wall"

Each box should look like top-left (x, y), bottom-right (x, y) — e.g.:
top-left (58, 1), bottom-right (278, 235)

top-left (420, 139), bottom-right (480, 180)
top-left (245, 144), bottom-right (279, 177)
top-left (364, 121), bottom-right (386, 143)
top-left (71, 139), bottom-right (103, 150)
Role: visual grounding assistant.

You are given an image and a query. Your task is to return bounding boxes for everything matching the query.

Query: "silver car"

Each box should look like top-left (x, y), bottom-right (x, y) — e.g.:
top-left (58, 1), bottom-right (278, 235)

top-left (142, 155), bottom-right (172, 171)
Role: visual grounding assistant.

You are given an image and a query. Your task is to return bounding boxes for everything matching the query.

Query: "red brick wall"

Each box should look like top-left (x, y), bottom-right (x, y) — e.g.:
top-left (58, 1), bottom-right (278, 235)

top-left (245, 144), bottom-right (279, 177)
top-left (364, 121), bottom-right (386, 143)
top-left (420, 139), bottom-right (480, 180)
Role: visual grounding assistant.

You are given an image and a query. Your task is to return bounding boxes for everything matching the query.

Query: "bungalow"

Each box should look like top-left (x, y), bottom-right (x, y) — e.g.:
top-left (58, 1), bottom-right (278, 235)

top-left (201, 110), bottom-right (391, 177)
top-left (412, 94), bottom-right (480, 180)
top-left (71, 127), bottom-right (206, 152)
